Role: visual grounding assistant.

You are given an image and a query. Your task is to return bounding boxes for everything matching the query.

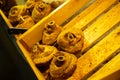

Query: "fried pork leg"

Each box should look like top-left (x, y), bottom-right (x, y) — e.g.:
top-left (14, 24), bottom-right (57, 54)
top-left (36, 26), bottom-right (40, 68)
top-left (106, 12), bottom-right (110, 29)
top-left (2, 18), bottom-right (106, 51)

top-left (57, 27), bottom-right (84, 54)
top-left (42, 21), bottom-right (62, 45)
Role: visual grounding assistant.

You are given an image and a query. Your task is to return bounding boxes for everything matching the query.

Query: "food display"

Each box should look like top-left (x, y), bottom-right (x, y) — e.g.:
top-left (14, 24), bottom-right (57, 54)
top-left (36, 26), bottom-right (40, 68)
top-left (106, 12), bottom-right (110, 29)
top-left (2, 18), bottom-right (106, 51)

top-left (4, 0), bottom-right (118, 80)
top-left (6, 0), bottom-right (85, 79)
top-left (29, 20), bottom-right (84, 79)
top-left (7, 0), bottom-right (63, 35)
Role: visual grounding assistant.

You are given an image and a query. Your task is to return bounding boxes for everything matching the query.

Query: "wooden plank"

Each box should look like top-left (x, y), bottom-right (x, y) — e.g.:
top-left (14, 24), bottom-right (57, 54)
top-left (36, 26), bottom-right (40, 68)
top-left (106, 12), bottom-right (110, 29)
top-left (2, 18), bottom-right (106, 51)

top-left (88, 53), bottom-right (120, 80)
top-left (81, 2), bottom-right (120, 52)
top-left (64, 0), bottom-right (118, 30)
top-left (68, 26), bottom-right (120, 80)
top-left (18, 0), bottom-right (90, 49)
top-left (101, 70), bottom-right (120, 80)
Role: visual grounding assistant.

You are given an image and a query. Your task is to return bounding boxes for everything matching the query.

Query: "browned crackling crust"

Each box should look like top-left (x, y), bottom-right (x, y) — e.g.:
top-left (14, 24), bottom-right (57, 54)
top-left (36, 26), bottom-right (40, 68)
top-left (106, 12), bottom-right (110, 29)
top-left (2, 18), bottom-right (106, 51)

top-left (49, 51), bottom-right (77, 79)
top-left (57, 27), bottom-right (84, 54)
top-left (31, 1), bottom-right (52, 23)
top-left (42, 21), bottom-right (62, 45)
top-left (8, 5), bottom-right (27, 23)
top-left (31, 43), bottom-right (58, 65)
top-left (16, 15), bottom-right (35, 29)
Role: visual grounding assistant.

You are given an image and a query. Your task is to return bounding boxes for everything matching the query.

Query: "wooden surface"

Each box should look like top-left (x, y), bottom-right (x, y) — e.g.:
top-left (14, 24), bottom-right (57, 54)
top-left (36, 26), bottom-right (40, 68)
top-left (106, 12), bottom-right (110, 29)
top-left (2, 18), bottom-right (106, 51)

top-left (82, 2), bottom-right (120, 52)
top-left (64, 0), bottom-right (118, 30)
top-left (88, 53), bottom-right (120, 80)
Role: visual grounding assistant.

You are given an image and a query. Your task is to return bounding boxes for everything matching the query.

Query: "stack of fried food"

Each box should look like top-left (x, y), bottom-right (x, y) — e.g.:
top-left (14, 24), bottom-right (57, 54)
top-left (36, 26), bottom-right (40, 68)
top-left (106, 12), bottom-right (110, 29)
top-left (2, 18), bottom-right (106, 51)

top-left (8, 0), bottom-right (84, 79)
top-left (30, 20), bottom-right (84, 80)
top-left (8, 0), bottom-right (62, 32)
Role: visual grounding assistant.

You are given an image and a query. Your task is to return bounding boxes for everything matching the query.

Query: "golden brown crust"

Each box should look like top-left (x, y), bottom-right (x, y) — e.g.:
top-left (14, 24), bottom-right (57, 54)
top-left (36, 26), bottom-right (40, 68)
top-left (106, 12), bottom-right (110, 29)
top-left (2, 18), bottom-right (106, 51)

top-left (49, 51), bottom-right (77, 79)
top-left (31, 43), bottom-right (58, 65)
top-left (26, 0), bottom-right (36, 13)
top-left (42, 21), bottom-right (62, 45)
top-left (57, 27), bottom-right (84, 54)
top-left (31, 1), bottom-right (52, 22)
top-left (8, 5), bottom-right (27, 23)
top-left (16, 15), bottom-right (35, 29)
top-left (50, 1), bottom-right (63, 9)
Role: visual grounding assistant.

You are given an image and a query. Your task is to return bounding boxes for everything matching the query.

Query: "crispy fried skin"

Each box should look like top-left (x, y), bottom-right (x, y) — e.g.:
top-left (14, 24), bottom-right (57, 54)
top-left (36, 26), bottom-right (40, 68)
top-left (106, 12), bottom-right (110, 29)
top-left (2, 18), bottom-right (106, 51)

top-left (49, 51), bottom-right (77, 79)
top-left (42, 21), bottom-right (62, 45)
top-left (57, 27), bottom-right (84, 54)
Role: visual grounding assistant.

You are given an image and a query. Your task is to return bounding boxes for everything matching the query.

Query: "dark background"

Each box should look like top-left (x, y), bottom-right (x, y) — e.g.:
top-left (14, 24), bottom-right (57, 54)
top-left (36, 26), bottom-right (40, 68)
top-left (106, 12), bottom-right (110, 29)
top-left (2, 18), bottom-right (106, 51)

top-left (0, 10), bottom-right (37, 80)
top-left (0, 44), bottom-right (21, 80)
